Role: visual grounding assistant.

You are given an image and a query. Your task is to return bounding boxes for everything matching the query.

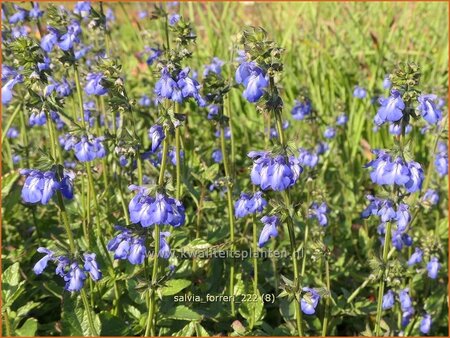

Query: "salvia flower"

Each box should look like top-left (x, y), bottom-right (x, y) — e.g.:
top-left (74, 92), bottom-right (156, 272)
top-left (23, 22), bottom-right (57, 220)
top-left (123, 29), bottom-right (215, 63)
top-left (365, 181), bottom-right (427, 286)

top-left (85, 72), bottom-right (108, 96)
top-left (323, 127), bottom-right (336, 139)
top-left (169, 13), bottom-right (180, 26)
top-left (29, 3), bottom-right (44, 19)
top-left (398, 288), bottom-right (412, 311)
top-left (33, 248), bottom-right (100, 291)
top-left (6, 127), bottom-right (19, 139)
top-left (159, 231), bottom-right (171, 259)
top-left (383, 76), bottom-right (391, 90)
top-left (420, 313), bottom-right (432, 334)
top-left (2, 74), bottom-right (24, 105)
top-left (58, 21), bottom-right (81, 51)
top-left (300, 287), bottom-right (321, 315)
top-left (422, 189), bottom-right (439, 206)
top-left (249, 151), bottom-right (302, 191)
top-left (374, 89), bottom-right (405, 125)
top-left (308, 202), bottom-right (329, 226)
top-left (434, 147), bottom-right (448, 177)
top-left (9, 5), bottom-right (28, 24)
top-left (146, 47), bottom-right (163, 66)
top-left (336, 113), bottom-right (348, 126)
top-left (382, 290), bottom-right (395, 310)
top-left (128, 238), bottom-right (147, 265)
top-left (149, 124), bottom-right (165, 152)
top-left (128, 186), bottom-right (185, 227)
top-left (41, 26), bottom-right (59, 52)
top-left (73, 136), bottom-right (107, 162)
top-left (427, 256), bottom-right (440, 279)
top-left (291, 98), bottom-right (312, 120)
top-left (407, 247), bottom-right (423, 266)
top-left (235, 191), bottom-right (267, 218)
top-left (235, 62), bottom-right (268, 103)
top-left (212, 149), bottom-right (222, 163)
top-left (418, 94), bottom-right (442, 125)
top-left (29, 110), bottom-right (47, 127)
top-left (203, 57), bottom-right (224, 76)
top-left (389, 123), bottom-right (412, 136)
top-left (298, 148), bottom-right (319, 168)
top-left (74, 1), bottom-right (91, 18)
top-left (258, 215), bottom-right (279, 247)
top-left (353, 86), bottom-right (367, 99)
top-left (20, 169), bottom-right (60, 204)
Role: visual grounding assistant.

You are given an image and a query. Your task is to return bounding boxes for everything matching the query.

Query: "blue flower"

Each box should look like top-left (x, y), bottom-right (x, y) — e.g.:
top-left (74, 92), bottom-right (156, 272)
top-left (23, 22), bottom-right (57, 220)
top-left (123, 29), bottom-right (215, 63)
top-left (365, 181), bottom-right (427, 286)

top-left (83, 253), bottom-right (102, 281)
top-left (139, 95), bottom-right (152, 107)
top-left (422, 189), bottom-right (439, 206)
top-left (29, 3), bottom-right (44, 19)
top-left (107, 226), bottom-right (132, 260)
top-left (74, 1), bottom-right (91, 17)
top-left (300, 287), bottom-right (321, 315)
top-left (353, 86), bottom-right (366, 99)
top-left (418, 94), bottom-right (442, 125)
top-left (149, 124), bottom-right (165, 152)
top-left (207, 104), bottom-right (219, 119)
top-left (203, 57), bottom-right (224, 76)
top-left (159, 231), bottom-right (171, 259)
top-left (404, 161), bottom-right (424, 193)
top-left (146, 47), bottom-right (163, 66)
top-left (33, 248), bottom-right (55, 274)
top-left (74, 45), bottom-right (92, 59)
top-left (65, 263), bottom-right (87, 292)
top-left (298, 148), bottom-right (319, 168)
top-left (177, 67), bottom-right (205, 106)
top-left (398, 288), bottom-right (412, 311)
top-left (128, 238), bottom-right (147, 265)
top-left (374, 89), bottom-right (405, 125)
top-left (29, 110), bottom-right (47, 127)
top-left (128, 187), bottom-right (185, 227)
top-left (258, 215), bottom-right (279, 247)
top-left (9, 5), bottom-right (28, 24)
top-left (235, 61), bottom-right (254, 84)
top-left (243, 69), bottom-right (268, 103)
top-left (247, 191), bottom-right (267, 214)
top-left (41, 26), bottom-right (59, 52)
top-left (323, 127), bottom-right (336, 139)
top-left (2, 74), bottom-right (23, 105)
top-left (309, 202), bottom-right (329, 226)
top-left (60, 171), bottom-right (75, 200)
top-left (382, 289), bottom-right (395, 310)
top-left (382, 76), bottom-right (391, 89)
top-left (20, 169), bottom-right (61, 205)
top-left (435, 151), bottom-right (448, 177)
top-left (389, 123), bottom-right (412, 136)
top-left (119, 155), bottom-right (128, 167)
top-left (169, 14), bottom-right (180, 25)
top-left (361, 195), bottom-right (383, 218)
top-left (58, 21), bottom-right (81, 51)
top-left (395, 203), bottom-right (410, 232)
top-left (407, 247), bottom-right (423, 266)
top-left (6, 127), bottom-right (19, 139)
top-left (73, 137), bottom-right (100, 162)
top-left (316, 142), bottom-right (329, 155)
top-left (155, 68), bottom-right (178, 101)
top-left (401, 306), bottom-right (415, 327)
top-left (212, 149), bottom-right (222, 163)
top-left (291, 99), bottom-right (312, 120)
top-left (268, 155), bottom-right (296, 191)
top-left (85, 72), bottom-right (108, 96)
top-left (377, 200), bottom-right (396, 223)
top-left (420, 313), bottom-right (432, 334)
top-left (234, 193), bottom-right (252, 218)
top-left (336, 114), bottom-right (348, 126)
top-left (427, 256), bottom-right (440, 279)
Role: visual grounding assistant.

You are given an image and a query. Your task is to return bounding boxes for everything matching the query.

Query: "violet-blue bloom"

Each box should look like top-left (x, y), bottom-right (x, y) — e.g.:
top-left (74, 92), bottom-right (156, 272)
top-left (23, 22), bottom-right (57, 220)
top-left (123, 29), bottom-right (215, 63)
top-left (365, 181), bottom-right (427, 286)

top-left (33, 247), bottom-right (55, 274)
top-left (258, 215), bottom-right (279, 247)
top-left (374, 89), bottom-right (405, 125)
top-left (422, 189), bottom-right (439, 205)
top-left (58, 21), bottom-right (81, 51)
top-left (309, 202), bottom-right (329, 226)
top-left (427, 256), bottom-right (440, 279)
top-left (149, 124), bottom-right (165, 152)
top-left (65, 262), bottom-right (87, 292)
top-left (159, 231), bottom-right (171, 259)
top-left (41, 26), bottom-right (59, 52)
top-left (291, 99), bottom-right (312, 120)
top-left (323, 127), bottom-right (336, 139)
top-left (407, 247), bottom-right (423, 266)
top-left (353, 86), bottom-right (367, 99)
top-left (85, 72), bottom-right (108, 96)
top-left (83, 253), bottom-right (102, 281)
top-left (212, 149), bottom-right (222, 163)
top-left (301, 287), bottom-right (321, 315)
top-left (418, 94), bottom-right (442, 125)
top-left (420, 313), bottom-right (432, 334)
top-left (382, 289), bottom-right (395, 310)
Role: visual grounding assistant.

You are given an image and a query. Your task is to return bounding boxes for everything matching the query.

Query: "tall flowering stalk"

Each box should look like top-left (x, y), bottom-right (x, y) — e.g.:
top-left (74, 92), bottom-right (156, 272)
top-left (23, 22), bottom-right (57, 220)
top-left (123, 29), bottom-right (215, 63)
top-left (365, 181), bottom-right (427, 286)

top-left (236, 27), bottom-right (304, 335)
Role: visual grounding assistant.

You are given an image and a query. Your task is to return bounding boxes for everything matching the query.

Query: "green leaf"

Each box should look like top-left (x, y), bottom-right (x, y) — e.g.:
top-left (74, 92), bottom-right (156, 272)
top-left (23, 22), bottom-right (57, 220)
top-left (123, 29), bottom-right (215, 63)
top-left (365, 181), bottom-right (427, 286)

top-left (1, 172), bottom-right (20, 197)
top-left (174, 321), bottom-right (196, 336)
top-left (61, 295), bottom-right (101, 336)
top-left (99, 312), bottom-right (130, 336)
top-left (160, 279), bottom-right (192, 297)
top-left (194, 322), bottom-right (210, 336)
top-left (165, 305), bottom-right (202, 321)
top-left (2, 262), bottom-right (25, 308)
top-left (15, 318), bottom-right (38, 336)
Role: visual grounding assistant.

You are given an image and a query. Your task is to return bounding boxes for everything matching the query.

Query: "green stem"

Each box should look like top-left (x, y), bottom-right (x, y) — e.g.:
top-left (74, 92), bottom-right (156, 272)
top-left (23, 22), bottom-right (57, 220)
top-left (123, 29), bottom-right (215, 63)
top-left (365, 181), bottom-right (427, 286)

top-left (220, 119), bottom-right (236, 316)
top-left (175, 126), bottom-right (182, 199)
top-left (1, 103), bottom-right (21, 145)
top-left (275, 109), bottom-right (303, 336)
top-left (145, 135), bottom-right (170, 336)
top-left (322, 259), bottom-right (331, 336)
top-left (375, 221), bottom-right (392, 336)
top-left (80, 289), bottom-right (98, 336)
top-left (301, 223), bottom-right (309, 276)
